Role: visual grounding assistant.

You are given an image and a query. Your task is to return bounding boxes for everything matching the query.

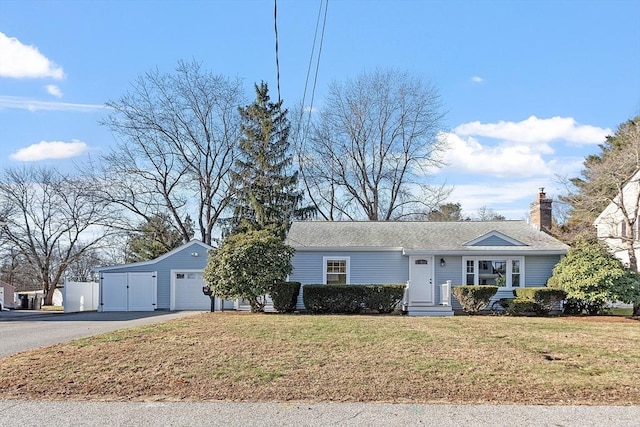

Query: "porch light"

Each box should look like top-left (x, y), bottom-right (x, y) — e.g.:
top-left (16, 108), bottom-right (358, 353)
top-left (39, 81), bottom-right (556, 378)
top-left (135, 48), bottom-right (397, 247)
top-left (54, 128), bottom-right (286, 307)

top-left (440, 258), bottom-right (446, 267)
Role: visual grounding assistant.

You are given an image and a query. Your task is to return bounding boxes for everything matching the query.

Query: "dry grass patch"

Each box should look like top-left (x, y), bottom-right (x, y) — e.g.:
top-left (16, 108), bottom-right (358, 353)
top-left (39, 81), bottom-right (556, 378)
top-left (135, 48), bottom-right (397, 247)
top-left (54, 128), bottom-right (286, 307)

top-left (0, 313), bottom-right (638, 404)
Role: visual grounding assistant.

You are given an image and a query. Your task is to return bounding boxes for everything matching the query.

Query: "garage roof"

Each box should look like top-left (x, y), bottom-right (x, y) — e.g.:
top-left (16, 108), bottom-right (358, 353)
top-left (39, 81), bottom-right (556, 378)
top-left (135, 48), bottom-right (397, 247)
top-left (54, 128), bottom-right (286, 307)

top-left (96, 240), bottom-right (213, 272)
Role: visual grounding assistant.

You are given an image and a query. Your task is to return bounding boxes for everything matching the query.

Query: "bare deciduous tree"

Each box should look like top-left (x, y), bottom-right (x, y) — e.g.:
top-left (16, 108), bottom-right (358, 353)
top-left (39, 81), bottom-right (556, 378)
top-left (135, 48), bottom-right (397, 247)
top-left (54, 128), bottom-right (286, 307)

top-left (558, 117), bottom-right (640, 315)
top-left (100, 61), bottom-right (244, 244)
top-left (591, 120), bottom-right (640, 272)
top-left (0, 167), bottom-right (118, 305)
top-left (476, 206), bottom-right (506, 221)
top-left (562, 117), bottom-right (639, 265)
top-left (296, 69), bottom-right (449, 221)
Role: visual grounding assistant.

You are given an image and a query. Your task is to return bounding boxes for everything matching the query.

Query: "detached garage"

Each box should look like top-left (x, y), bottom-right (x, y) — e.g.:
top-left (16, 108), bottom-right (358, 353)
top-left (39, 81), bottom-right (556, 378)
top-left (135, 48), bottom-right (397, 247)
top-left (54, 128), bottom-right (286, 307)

top-left (97, 240), bottom-right (214, 312)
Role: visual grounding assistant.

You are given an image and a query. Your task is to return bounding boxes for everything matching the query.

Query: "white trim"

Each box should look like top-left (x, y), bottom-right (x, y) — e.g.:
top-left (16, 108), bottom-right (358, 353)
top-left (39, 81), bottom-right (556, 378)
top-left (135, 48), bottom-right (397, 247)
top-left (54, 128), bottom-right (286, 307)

top-left (462, 256), bottom-right (525, 289)
top-left (322, 256), bottom-right (350, 284)
top-left (464, 231), bottom-right (527, 246)
top-left (97, 240), bottom-right (213, 272)
top-left (403, 249), bottom-right (566, 256)
top-left (295, 246), bottom-right (404, 252)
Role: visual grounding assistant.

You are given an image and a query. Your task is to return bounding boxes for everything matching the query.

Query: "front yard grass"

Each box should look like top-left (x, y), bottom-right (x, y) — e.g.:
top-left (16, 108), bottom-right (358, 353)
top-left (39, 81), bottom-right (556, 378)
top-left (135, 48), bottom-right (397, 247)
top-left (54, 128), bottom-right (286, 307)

top-left (0, 313), bottom-right (638, 404)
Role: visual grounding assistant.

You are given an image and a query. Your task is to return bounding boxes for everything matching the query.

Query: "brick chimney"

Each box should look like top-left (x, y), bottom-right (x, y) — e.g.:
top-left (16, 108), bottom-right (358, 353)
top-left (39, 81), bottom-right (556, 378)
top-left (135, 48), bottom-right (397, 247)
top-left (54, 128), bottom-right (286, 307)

top-left (530, 188), bottom-right (552, 233)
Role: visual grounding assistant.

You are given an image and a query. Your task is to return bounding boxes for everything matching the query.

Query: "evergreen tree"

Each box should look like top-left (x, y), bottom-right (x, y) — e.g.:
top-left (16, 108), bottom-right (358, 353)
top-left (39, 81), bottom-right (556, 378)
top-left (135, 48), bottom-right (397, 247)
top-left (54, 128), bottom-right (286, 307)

top-left (226, 82), bottom-right (314, 238)
top-left (126, 213), bottom-right (194, 262)
top-left (427, 203), bottom-right (468, 221)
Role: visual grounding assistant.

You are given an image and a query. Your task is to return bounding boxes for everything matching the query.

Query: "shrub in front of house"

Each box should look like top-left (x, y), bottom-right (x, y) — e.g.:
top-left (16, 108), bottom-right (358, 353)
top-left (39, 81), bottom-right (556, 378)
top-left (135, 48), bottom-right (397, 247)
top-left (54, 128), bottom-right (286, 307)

top-left (365, 284), bottom-right (406, 313)
top-left (513, 287), bottom-right (567, 315)
top-left (505, 299), bottom-right (538, 316)
top-left (561, 297), bottom-right (608, 316)
top-left (270, 281), bottom-right (301, 313)
top-left (303, 285), bottom-right (364, 314)
top-left (302, 284), bottom-right (406, 314)
top-left (451, 285), bottom-right (498, 314)
top-left (493, 298), bottom-right (513, 312)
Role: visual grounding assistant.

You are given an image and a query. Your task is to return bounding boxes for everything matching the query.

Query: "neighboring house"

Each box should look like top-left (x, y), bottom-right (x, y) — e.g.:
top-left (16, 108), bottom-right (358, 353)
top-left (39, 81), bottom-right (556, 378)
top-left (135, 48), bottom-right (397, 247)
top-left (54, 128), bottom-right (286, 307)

top-left (593, 169), bottom-right (640, 269)
top-left (96, 240), bottom-right (234, 312)
top-left (0, 280), bottom-right (16, 309)
top-left (286, 191), bottom-right (568, 316)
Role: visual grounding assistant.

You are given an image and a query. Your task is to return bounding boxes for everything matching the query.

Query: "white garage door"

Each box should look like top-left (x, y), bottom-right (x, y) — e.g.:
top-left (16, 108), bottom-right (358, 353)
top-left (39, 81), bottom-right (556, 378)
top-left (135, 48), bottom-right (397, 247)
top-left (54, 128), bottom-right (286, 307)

top-left (101, 272), bottom-right (156, 312)
top-left (172, 271), bottom-right (211, 310)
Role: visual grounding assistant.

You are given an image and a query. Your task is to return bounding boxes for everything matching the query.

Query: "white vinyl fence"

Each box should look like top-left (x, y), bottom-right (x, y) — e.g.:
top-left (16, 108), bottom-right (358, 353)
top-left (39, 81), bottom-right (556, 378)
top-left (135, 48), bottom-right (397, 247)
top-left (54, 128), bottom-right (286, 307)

top-left (63, 281), bottom-right (99, 313)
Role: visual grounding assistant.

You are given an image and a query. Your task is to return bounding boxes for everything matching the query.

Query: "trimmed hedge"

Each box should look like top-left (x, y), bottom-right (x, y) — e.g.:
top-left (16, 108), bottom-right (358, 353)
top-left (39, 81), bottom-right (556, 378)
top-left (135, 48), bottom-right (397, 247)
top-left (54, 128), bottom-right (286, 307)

top-left (302, 284), bottom-right (406, 314)
top-left (451, 286), bottom-right (498, 314)
top-left (269, 281), bottom-right (301, 313)
top-left (513, 287), bottom-right (567, 315)
top-left (505, 299), bottom-right (538, 316)
top-left (365, 285), bottom-right (407, 313)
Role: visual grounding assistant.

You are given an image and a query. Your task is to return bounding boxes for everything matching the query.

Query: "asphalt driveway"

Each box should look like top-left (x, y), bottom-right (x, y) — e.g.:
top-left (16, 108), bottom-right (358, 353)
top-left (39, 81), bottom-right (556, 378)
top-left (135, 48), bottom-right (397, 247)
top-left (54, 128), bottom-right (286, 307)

top-left (0, 310), bottom-right (202, 358)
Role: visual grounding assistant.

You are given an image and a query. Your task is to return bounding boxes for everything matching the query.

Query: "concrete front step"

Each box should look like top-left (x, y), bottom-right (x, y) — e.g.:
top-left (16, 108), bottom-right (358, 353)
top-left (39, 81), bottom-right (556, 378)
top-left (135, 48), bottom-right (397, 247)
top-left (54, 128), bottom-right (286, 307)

top-left (407, 305), bottom-right (454, 317)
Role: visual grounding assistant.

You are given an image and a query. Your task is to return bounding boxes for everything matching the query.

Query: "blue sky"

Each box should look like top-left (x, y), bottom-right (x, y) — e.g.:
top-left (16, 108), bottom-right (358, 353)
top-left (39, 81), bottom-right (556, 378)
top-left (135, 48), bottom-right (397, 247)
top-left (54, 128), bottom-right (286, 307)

top-left (1, 0), bottom-right (639, 219)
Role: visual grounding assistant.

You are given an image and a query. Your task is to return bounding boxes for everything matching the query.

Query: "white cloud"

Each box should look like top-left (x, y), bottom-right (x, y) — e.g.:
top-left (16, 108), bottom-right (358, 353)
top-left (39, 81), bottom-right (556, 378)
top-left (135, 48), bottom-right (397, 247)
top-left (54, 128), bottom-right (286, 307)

top-left (45, 84), bottom-right (63, 98)
top-left (10, 140), bottom-right (88, 161)
top-left (470, 76), bottom-right (484, 83)
top-left (449, 179), bottom-right (565, 220)
top-left (454, 115), bottom-right (610, 145)
top-left (0, 96), bottom-right (106, 112)
top-left (429, 116), bottom-right (609, 219)
top-left (438, 132), bottom-right (552, 178)
top-left (0, 32), bottom-right (65, 79)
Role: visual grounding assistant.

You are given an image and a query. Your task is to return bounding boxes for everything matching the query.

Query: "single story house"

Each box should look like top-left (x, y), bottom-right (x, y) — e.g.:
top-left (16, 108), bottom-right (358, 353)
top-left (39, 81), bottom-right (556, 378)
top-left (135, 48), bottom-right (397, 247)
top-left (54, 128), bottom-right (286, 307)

top-left (286, 191), bottom-right (569, 316)
top-left (593, 169), bottom-right (640, 269)
top-left (96, 240), bottom-right (235, 312)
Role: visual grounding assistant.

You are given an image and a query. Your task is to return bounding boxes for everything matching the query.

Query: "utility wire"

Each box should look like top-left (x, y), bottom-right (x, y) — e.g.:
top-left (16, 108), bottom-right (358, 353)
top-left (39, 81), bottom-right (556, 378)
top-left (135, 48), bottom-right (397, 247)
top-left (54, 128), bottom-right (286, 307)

top-left (296, 0), bottom-right (328, 142)
top-left (305, 0), bottom-right (328, 131)
top-left (274, 0), bottom-right (281, 104)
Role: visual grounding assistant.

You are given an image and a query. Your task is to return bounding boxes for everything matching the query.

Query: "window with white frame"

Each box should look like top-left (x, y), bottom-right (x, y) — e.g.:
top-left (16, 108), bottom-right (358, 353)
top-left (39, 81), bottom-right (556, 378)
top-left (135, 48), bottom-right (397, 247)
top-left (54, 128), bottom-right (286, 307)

top-left (462, 257), bottom-right (524, 288)
top-left (465, 260), bottom-right (475, 285)
top-left (323, 257), bottom-right (349, 284)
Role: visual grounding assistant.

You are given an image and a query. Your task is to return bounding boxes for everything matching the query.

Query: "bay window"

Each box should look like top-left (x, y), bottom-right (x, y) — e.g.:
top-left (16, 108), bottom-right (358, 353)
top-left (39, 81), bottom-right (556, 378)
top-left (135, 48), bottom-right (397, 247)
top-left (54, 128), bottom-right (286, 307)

top-left (462, 257), bottom-right (524, 288)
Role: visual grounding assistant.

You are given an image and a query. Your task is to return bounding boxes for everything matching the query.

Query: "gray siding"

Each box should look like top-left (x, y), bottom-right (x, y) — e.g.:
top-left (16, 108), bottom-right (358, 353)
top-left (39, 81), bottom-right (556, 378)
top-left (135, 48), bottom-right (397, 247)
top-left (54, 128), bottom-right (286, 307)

top-left (99, 244), bottom-right (209, 310)
top-left (524, 255), bottom-right (561, 286)
top-left (471, 235), bottom-right (514, 246)
top-left (290, 251), bottom-right (562, 312)
top-left (433, 256), bottom-right (463, 305)
top-left (291, 250), bottom-right (408, 310)
top-left (290, 250), bottom-right (408, 285)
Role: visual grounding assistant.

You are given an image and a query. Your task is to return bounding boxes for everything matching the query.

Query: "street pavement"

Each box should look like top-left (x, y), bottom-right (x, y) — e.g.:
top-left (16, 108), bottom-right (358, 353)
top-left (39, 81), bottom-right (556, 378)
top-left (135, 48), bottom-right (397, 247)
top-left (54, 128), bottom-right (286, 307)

top-left (0, 400), bottom-right (638, 426)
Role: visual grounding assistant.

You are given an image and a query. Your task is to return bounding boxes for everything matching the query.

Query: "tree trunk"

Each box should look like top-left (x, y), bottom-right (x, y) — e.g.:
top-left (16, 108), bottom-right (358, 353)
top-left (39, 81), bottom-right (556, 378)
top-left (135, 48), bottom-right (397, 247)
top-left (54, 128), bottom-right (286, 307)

top-left (44, 285), bottom-right (55, 306)
top-left (248, 297), bottom-right (265, 313)
top-left (634, 303), bottom-right (640, 317)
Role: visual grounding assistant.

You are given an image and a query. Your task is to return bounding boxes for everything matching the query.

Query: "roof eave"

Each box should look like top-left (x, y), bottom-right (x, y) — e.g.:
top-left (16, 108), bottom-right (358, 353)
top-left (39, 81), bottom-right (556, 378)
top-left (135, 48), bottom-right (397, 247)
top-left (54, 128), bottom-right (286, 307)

top-left (292, 246), bottom-right (405, 252)
top-left (404, 248), bottom-right (567, 256)
top-left (95, 240), bottom-right (213, 272)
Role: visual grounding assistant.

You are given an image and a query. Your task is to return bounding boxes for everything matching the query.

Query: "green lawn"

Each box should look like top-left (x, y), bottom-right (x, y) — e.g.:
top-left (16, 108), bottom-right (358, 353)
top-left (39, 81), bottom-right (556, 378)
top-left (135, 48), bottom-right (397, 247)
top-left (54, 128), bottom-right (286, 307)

top-left (0, 313), bottom-right (638, 404)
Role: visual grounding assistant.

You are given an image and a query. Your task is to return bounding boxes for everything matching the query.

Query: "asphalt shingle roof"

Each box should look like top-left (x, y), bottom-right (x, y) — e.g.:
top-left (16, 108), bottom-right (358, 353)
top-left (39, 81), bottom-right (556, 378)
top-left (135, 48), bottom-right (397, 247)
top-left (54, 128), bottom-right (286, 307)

top-left (286, 221), bottom-right (569, 252)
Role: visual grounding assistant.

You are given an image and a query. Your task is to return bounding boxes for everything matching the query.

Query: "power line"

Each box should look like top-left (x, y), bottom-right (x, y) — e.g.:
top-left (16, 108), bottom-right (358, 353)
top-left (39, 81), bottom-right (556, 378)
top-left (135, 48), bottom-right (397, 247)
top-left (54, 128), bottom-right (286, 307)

top-left (296, 0), bottom-right (328, 143)
top-left (306, 0), bottom-right (328, 129)
top-left (274, 0), bottom-right (281, 104)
